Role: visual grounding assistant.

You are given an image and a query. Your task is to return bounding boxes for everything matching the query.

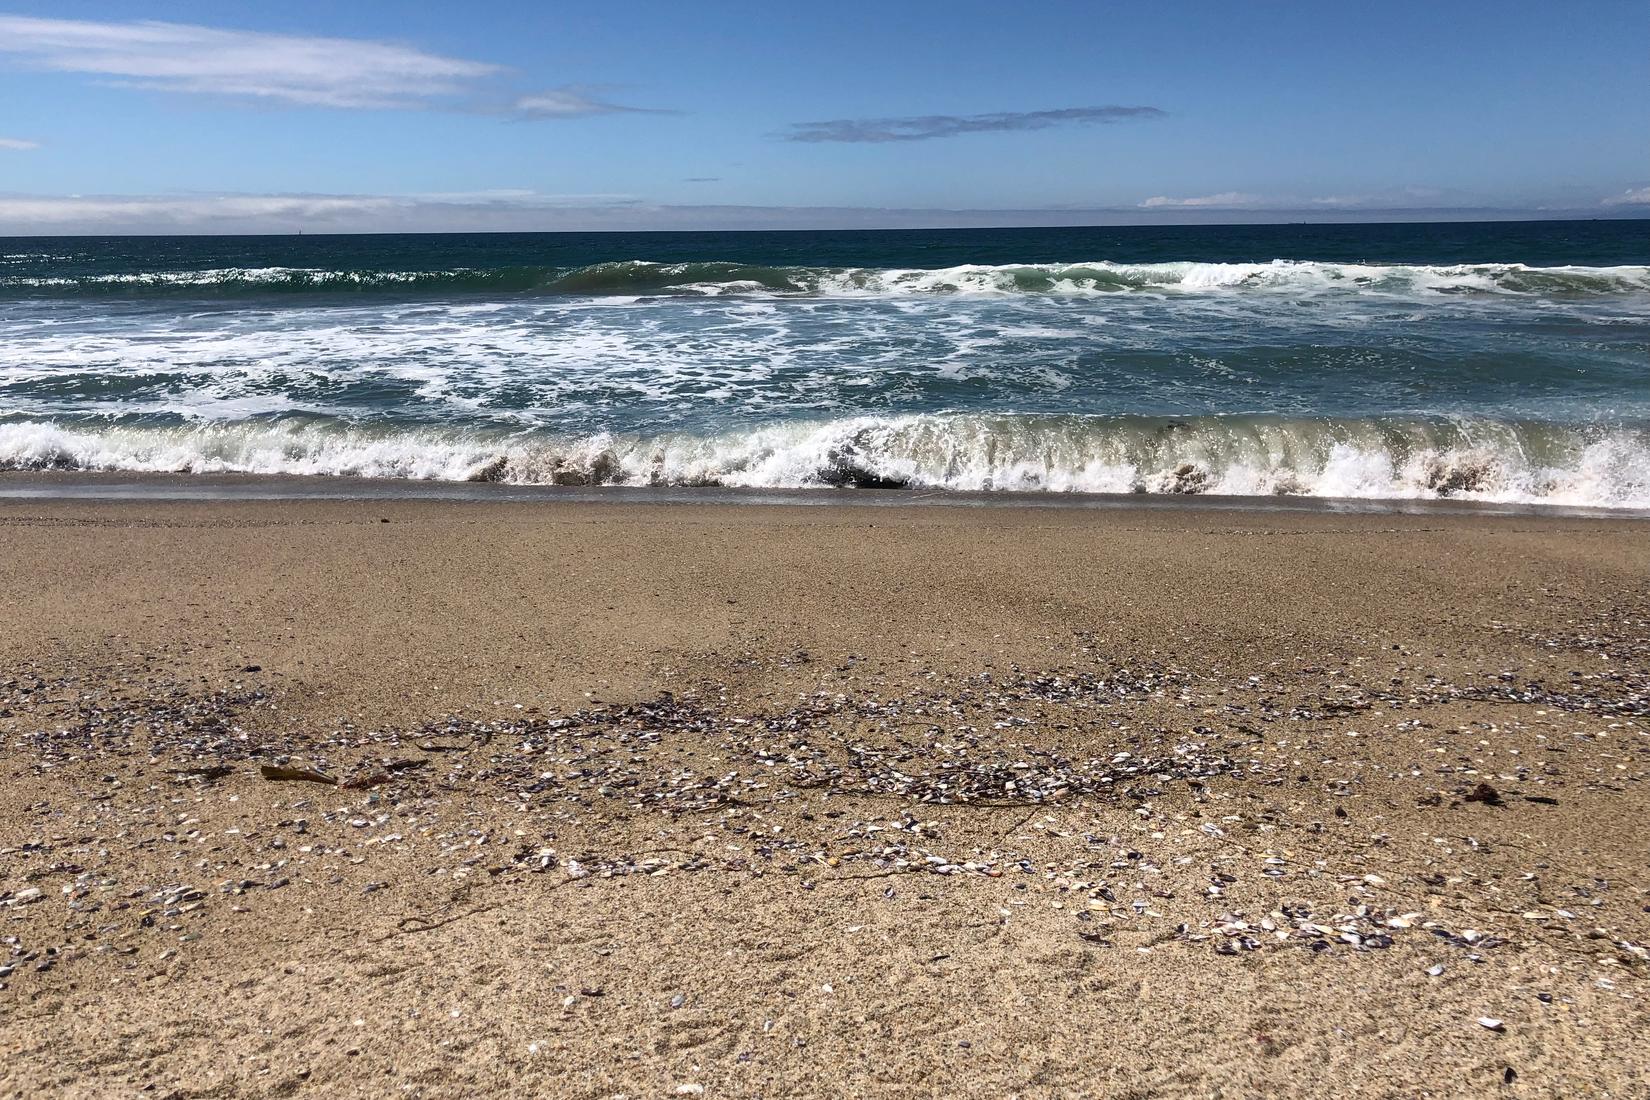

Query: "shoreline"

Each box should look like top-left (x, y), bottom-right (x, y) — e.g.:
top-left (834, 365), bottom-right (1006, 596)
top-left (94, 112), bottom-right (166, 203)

top-left (4, 469), bottom-right (1648, 521)
top-left (3, 494), bottom-right (1648, 1096)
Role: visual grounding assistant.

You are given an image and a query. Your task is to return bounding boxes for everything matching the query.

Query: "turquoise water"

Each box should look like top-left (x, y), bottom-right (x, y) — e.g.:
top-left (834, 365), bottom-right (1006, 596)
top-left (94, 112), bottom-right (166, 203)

top-left (2, 221), bottom-right (1648, 505)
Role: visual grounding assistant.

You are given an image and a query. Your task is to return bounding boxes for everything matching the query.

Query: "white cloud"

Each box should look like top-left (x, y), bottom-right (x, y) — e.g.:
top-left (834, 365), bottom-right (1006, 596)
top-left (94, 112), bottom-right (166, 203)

top-left (0, 14), bottom-right (498, 110)
top-left (1138, 191), bottom-right (1262, 208)
top-left (0, 192), bottom-right (653, 233)
top-left (1309, 187), bottom-right (1445, 208)
top-left (1603, 186), bottom-right (1650, 207)
top-left (0, 193), bottom-right (402, 226)
top-left (0, 191), bottom-right (1624, 235)
top-left (1141, 186), bottom-right (1482, 211)
top-left (512, 87), bottom-right (663, 118)
top-left (0, 137), bottom-right (40, 150)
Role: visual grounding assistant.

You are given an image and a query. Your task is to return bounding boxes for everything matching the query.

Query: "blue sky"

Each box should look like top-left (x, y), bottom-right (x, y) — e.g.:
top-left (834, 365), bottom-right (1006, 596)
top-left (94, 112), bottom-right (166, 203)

top-left (1, 0), bottom-right (1647, 232)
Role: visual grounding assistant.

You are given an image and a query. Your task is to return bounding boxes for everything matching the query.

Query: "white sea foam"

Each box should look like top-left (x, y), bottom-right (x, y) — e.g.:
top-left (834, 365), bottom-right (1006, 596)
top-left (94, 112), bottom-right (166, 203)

top-left (3, 259), bottom-right (1648, 298)
top-left (809, 260), bottom-right (1650, 298)
top-left (4, 415), bottom-right (1647, 509)
top-left (2, 253), bottom-right (1644, 510)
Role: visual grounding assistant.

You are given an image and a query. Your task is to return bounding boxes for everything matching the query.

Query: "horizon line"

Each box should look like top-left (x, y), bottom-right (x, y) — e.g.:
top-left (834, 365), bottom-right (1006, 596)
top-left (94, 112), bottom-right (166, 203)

top-left (2, 210), bottom-right (1646, 239)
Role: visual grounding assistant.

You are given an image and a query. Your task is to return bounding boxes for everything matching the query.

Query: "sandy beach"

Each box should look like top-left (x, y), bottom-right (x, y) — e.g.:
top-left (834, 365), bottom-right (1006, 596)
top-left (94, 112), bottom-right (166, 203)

top-left (2, 487), bottom-right (1648, 1098)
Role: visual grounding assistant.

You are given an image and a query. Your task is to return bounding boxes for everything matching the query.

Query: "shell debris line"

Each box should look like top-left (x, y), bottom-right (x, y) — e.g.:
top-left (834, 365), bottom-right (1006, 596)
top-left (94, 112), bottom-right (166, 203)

top-left (4, 612), bottom-right (1649, 1002)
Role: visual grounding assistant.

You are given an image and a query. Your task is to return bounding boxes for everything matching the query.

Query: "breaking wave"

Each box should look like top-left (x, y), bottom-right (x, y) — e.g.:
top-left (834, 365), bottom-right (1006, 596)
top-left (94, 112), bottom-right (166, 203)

top-left (4, 414), bottom-right (1648, 509)
top-left (4, 259), bottom-right (1648, 299)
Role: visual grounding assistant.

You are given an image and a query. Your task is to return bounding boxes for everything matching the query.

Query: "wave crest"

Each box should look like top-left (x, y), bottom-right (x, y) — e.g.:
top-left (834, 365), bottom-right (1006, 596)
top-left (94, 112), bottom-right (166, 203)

top-left (3, 415), bottom-right (1646, 509)
top-left (4, 259), bottom-right (1647, 299)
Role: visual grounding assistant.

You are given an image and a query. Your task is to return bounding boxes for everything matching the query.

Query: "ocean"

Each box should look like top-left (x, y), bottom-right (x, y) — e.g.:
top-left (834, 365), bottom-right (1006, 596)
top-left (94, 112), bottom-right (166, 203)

top-left (3, 220), bottom-right (1648, 507)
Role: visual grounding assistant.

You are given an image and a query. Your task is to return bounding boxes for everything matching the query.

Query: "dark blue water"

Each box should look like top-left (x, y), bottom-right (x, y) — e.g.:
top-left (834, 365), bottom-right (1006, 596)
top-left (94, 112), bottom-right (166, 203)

top-left (7, 220), bottom-right (1648, 283)
top-left (2, 220), bottom-right (1648, 505)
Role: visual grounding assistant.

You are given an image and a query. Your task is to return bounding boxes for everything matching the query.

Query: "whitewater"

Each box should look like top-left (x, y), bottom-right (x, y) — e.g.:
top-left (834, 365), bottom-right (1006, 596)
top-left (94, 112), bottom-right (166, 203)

top-left (3, 223), bottom-right (1647, 508)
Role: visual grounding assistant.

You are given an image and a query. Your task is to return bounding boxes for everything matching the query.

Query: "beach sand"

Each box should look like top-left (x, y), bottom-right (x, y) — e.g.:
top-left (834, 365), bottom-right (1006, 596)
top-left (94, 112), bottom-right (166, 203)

top-left (2, 490), bottom-right (1648, 1097)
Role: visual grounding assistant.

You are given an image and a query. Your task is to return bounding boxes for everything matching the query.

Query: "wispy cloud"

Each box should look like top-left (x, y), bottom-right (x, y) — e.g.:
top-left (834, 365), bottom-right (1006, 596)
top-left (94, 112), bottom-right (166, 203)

top-left (0, 137), bottom-right (40, 150)
top-left (5, 190), bottom-right (1613, 236)
top-left (405, 189), bottom-right (641, 206)
top-left (511, 86), bottom-right (665, 118)
top-left (1307, 187), bottom-right (1444, 209)
top-left (1140, 187), bottom-right (1477, 211)
top-left (785, 105), bottom-right (1164, 144)
top-left (1603, 186), bottom-right (1650, 207)
top-left (1138, 192), bottom-right (1261, 208)
top-left (0, 14), bottom-right (501, 109)
top-left (0, 193), bottom-right (402, 230)
top-left (0, 191), bottom-right (646, 233)
top-left (0, 14), bottom-right (662, 117)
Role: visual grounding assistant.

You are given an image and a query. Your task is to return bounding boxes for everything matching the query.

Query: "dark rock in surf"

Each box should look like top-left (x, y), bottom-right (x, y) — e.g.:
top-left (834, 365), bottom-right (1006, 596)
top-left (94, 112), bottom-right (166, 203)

top-left (551, 466), bottom-right (592, 486)
top-left (467, 456), bottom-right (510, 483)
top-left (1167, 463), bottom-right (1211, 494)
top-left (1424, 457), bottom-right (1493, 496)
top-left (551, 450), bottom-right (622, 487)
top-left (818, 439), bottom-right (911, 490)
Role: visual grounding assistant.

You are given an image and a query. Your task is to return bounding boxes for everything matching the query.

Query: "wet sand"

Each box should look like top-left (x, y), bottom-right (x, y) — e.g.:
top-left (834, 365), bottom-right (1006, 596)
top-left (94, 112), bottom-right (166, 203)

top-left (2, 490), bottom-right (1648, 1098)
